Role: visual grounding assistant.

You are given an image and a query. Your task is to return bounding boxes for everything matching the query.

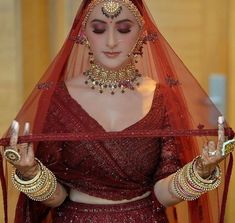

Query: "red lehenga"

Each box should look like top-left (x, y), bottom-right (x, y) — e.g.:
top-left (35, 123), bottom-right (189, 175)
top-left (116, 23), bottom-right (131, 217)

top-left (0, 0), bottom-right (234, 223)
top-left (34, 82), bottom-right (178, 222)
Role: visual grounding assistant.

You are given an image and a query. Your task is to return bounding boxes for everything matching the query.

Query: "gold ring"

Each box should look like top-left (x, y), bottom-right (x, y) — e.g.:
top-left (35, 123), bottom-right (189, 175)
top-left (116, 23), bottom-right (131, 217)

top-left (4, 147), bottom-right (21, 163)
top-left (208, 150), bottom-right (217, 157)
top-left (221, 139), bottom-right (235, 156)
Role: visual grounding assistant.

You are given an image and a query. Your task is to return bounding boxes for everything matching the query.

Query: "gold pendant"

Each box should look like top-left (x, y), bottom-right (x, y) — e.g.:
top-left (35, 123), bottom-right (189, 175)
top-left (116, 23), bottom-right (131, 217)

top-left (102, 0), bottom-right (122, 19)
top-left (83, 62), bottom-right (141, 95)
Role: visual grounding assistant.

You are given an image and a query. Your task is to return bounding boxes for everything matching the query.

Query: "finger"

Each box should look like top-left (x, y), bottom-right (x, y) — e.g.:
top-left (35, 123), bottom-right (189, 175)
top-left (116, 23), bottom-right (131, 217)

top-left (217, 116), bottom-right (225, 150)
top-left (208, 141), bottom-right (216, 152)
top-left (18, 143), bottom-right (28, 154)
top-left (22, 122), bottom-right (30, 153)
top-left (207, 140), bottom-right (218, 158)
top-left (202, 142), bottom-right (208, 156)
top-left (23, 122), bottom-right (30, 136)
top-left (201, 143), bottom-right (211, 167)
top-left (17, 122), bottom-right (31, 157)
top-left (27, 143), bottom-right (34, 155)
top-left (0, 146), bottom-right (4, 155)
top-left (9, 120), bottom-right (19, 148)
top-left (25, 143), bottom-right (35, 162)
top-left (17, 143), bottom-right (34, 165)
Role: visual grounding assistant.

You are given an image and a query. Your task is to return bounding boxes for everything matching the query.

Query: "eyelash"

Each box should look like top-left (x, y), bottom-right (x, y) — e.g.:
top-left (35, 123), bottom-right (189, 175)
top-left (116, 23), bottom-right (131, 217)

top-left (93, 29), bottom-right (131, 34)
top-left (118, 29), bottom-right (131, 34)
top-left (93, 29), bottom-right (105, 34)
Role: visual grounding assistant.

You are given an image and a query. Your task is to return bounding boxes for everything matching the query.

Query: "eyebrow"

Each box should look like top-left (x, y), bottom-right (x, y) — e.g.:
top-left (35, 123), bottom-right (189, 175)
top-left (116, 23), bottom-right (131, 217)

top-left (116, 19), bottom-right (134, 24)
top-left (90, 19), bottom-right (134, 24)
top-left (91, 19), bottom-right (106, 24)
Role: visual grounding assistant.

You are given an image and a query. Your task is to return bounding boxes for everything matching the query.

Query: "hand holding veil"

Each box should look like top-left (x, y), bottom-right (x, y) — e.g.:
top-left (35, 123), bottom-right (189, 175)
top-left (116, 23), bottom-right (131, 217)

top-left (0, 0), bottom-right (234, 223)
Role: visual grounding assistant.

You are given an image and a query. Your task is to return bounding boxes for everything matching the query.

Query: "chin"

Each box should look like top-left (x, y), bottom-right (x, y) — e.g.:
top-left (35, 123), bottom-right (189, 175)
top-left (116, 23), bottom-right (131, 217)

top-left (106, 64), bottom-right (124, 70)
top-left (99, 60), bottom-right (131, 70)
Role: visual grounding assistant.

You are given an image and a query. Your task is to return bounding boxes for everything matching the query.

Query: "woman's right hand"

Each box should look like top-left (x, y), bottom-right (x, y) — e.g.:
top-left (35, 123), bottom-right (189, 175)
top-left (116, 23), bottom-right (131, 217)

top-left (3, 120), bottom-right (38, 179)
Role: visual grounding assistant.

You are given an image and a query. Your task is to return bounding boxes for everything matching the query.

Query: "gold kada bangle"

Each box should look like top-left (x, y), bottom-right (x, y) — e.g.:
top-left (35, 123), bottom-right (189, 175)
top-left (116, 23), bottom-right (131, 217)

top-left (12, 158), bottom-right (57, 201)
top-left (170, 157), bottom-right (221, 201)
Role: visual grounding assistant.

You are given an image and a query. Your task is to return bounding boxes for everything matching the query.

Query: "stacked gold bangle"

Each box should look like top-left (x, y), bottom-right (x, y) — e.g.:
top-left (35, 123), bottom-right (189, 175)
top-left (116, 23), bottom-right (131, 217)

top-left (11, 158), bottom-right (57, 201)
top-left (169, 157), bottom-right (221, 201)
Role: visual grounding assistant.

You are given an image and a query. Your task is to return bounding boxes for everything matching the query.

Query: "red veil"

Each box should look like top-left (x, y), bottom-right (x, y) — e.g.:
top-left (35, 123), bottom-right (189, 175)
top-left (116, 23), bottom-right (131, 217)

top-left (0, 0), bottom-right (234, 222)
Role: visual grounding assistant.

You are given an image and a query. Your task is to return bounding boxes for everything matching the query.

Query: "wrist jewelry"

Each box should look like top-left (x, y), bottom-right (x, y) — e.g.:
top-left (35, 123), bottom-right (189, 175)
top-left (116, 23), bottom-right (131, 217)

top-left (12, 158), bottom-right (57, 201)
top-left (170, 157), bottom-right (221, 201)
top-left (221, 139), bottom-right (235, 156)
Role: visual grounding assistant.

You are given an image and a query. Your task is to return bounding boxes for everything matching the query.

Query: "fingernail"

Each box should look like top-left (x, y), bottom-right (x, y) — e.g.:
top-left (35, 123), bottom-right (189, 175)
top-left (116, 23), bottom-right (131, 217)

top-left (14, 121), bottom-right (19, 132)
top-left (24, 122), bottom-right (30, 134)
top-left (218, 116), bottom-right (224, 124)
top-left (11, 120), bottom-right (17, 129)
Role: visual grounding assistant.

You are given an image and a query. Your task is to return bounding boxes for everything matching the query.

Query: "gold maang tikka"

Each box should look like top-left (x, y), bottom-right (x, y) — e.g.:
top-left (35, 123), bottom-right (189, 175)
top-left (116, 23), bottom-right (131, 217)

top-left (82, 0), bottom-right (144, 29)
top-left (102, 0), bottom-right (122, 19)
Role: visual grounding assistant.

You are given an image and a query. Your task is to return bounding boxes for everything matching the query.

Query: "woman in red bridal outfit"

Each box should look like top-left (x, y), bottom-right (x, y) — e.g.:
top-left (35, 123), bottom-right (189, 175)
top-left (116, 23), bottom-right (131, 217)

top-left (0, 0), bottom-right (234, 222)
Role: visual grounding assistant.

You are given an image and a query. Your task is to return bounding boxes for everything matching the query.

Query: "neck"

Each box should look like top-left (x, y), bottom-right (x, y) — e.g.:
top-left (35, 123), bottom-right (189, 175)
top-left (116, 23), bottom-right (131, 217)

top-left (93, 58), bottom-right (132, 71)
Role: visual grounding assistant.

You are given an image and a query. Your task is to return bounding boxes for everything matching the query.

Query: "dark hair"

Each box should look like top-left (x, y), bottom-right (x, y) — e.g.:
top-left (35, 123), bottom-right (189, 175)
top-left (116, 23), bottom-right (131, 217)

top-left (84, 0), bottom-right (144, 15)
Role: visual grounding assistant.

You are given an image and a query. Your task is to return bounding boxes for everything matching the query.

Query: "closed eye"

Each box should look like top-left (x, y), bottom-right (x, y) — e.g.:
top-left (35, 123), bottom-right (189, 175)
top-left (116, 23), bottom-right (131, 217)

top-left (93, 29), bottom-right (106, 34)
top-left (117, 29), bottom-right (131, 34)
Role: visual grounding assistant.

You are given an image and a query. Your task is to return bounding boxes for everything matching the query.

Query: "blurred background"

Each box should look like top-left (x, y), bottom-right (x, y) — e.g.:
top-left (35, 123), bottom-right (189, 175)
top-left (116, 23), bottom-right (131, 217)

top-left (0, 0), bottom-right (234, 222)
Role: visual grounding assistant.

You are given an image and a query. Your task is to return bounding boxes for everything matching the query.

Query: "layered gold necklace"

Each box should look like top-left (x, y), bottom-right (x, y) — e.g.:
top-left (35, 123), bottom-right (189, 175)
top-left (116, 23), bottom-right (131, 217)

top-left (83, 62), bottom-right (141, 94)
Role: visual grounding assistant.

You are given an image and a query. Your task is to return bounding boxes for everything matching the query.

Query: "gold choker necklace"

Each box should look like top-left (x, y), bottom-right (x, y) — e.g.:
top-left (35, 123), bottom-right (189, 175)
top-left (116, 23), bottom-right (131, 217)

top-left (83, 62), bottom-right (141, 94)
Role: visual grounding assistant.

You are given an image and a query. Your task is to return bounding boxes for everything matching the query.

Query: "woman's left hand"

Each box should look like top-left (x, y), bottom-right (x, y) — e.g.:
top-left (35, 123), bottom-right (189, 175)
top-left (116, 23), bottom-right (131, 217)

top-left (196, 116), bottom-right (234, 178)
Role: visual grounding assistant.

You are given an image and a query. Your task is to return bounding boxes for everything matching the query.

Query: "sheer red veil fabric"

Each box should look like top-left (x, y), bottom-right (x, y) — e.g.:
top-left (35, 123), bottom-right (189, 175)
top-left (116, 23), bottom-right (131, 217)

top-left (0, 0), bottom-right (234, 222)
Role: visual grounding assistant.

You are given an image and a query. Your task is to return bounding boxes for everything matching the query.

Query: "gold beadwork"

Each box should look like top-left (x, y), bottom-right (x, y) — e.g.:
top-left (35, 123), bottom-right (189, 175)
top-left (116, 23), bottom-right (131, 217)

top-left (12, 158), bottom-right (57, 202)
top-left (83, 61), bottom-right (141, 94)
top-left (82, 0), bottom-right (144, 29)
top-left (221, 139), bottom-right (235, 156)
top-left (102, 0), bottom-right (122, 18)
top-left (169, 157), bottom-right (221, 201)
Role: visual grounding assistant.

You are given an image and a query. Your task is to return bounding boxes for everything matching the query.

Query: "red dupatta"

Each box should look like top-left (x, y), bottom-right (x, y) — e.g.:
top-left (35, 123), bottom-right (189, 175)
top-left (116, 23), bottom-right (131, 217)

top-left (0, 0), bottom-right (234, 222)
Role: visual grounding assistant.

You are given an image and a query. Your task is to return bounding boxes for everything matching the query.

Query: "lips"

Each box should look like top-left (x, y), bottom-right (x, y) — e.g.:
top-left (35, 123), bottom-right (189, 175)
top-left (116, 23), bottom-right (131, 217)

top-left (103, 51), bottom-right (121, 58)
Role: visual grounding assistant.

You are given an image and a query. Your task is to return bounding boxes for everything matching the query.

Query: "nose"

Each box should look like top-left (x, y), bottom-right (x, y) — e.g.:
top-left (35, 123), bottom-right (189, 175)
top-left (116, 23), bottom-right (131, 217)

top-left (106, 29), bottom-right (118, 49)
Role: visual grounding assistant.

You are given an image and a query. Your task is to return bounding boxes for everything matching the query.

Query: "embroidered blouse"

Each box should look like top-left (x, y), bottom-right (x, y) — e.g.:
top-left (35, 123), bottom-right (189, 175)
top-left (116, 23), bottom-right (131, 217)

top-left (36, 82), bottom-right (181, 200)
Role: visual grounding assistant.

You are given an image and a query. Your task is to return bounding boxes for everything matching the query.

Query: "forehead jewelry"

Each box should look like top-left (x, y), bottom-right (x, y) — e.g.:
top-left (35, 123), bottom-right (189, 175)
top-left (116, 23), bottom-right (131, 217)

top-left (102, 0), bottom-right (122, 19)
top-left (83, 0), bottom-right (144, 29)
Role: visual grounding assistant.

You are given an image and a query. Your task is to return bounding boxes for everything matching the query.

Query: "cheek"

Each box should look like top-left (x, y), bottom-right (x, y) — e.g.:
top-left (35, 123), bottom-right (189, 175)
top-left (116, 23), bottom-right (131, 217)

top-left (88, 35), bottom-right (104, 53)
top-left (121, 35), bottom-right (139, 51)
